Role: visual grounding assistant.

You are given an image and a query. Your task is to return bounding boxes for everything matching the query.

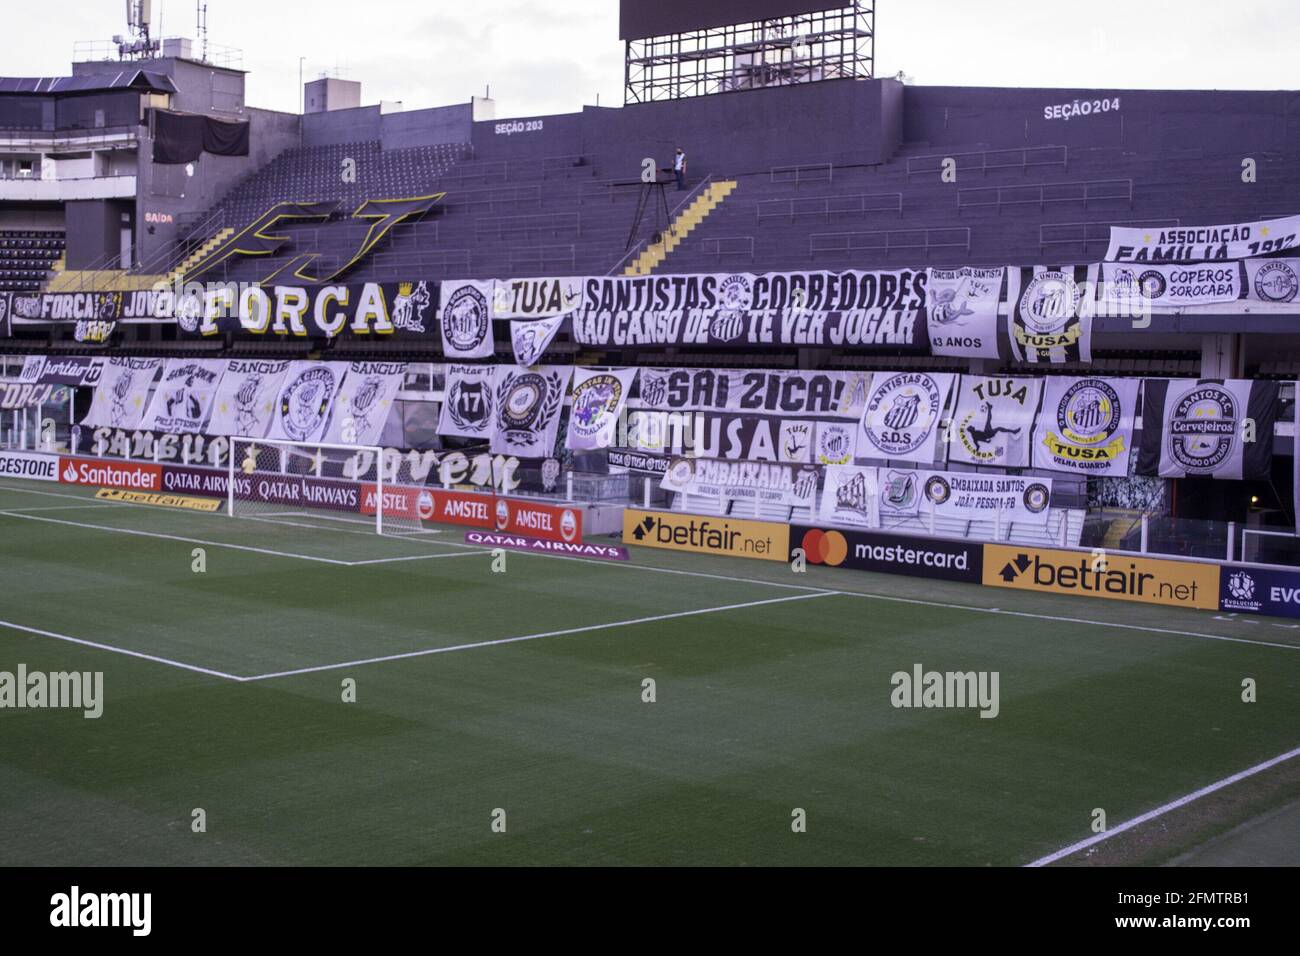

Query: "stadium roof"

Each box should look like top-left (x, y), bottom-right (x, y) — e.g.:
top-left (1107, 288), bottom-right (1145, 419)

top-left (0, 71), bottom-right (178, 96)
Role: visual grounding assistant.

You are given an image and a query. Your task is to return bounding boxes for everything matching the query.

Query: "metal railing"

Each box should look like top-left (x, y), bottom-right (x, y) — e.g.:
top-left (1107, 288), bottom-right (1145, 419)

top-left (809, 226), bottom-right (971, 258)
top-left (604, 173), bottom-right (716, 276)
top-left (509, 244), bottom-right (576, 271)
top-left (1039, 217), bottom-right (1180, 253)
top-left (770, 162), bottom-right (834, 186)
top-left (699, 236), bottom-right (755, 260)
top-left (442, 184), bottom-right (543, 213)
top-left (906, 145), bottom-right (1069, 179)
top-left (475, 212), bottom-right (580, 240)
top-left (958, 178), bottom-right (1133, 214)
top-left (539, 154), bottom-right (588, 177)
top-left (757, 191), bottom-right (903, 222)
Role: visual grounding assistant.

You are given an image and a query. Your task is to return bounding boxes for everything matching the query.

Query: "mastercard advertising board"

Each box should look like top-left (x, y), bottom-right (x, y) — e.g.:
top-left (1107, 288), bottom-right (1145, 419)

top-left (789, 526), bottom-right (984, 584)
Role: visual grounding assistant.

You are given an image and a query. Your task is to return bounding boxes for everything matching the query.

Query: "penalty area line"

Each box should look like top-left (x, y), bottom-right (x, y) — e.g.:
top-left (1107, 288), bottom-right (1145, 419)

top-left (240, 590), bottom-right (844, 682)
top-left (0, 617), bottom-right (243, 682)
top-left (1026, 744), bottom-right (1300, 866)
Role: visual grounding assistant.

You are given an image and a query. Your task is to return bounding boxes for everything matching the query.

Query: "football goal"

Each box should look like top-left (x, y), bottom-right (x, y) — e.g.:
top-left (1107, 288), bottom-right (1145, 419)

top-left (227, 437), bottom-right (433, 536)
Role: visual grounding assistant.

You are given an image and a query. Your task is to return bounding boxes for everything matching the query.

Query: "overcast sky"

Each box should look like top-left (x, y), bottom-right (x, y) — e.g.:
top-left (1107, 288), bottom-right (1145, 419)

top-left (7, 1), bottom-right (1298, 117)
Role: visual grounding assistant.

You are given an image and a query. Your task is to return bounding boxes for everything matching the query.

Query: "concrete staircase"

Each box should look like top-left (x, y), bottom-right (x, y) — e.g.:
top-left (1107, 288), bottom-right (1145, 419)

top-left (46, 269), bottom-right (166, 292)
top-left (168, 227), bottom-right (235, 283)
top-left (624, 180), bottom-right (737, 276)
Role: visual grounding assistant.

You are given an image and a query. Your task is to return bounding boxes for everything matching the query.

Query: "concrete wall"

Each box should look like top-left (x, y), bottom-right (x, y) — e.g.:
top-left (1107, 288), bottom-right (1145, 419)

top-left (470, 78), bottom-right (903, 177)
top-left (302, 104), bottom-right (382, 146)
top-left (901, 86), bottom-right (1299, 155)
top-left (379, 103), bottom-right (473, 149)
top-left (134, 106), bottom-right (300, 266)
top-left (302, 102), bottom-right (473, 149)
top-left (64, 199), bottom-right (126, 268)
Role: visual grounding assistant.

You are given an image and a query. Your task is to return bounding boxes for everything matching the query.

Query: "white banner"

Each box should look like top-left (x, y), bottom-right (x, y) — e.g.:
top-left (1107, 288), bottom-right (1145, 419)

top-left (439, 280), bottom-right (496, 358)
top-left (491, 365), bottom-right (572, 458)
top-left (777, 420), bottom-right (814, 463)
top-left (511, 314), bottom-right (565, 367)
top-left (1031, 376), bottom-right (1139, 476)
top-left (814, 420), bottom-right (857, 465)
top-left (1244, 258), bottom-right (1300, 303)
top-left (858, 371), bottom-right (955, 465)
top-left (566, 367), bottom-right (637, 450)
top-left (81, 358), bottom-right (161, 429)
top-left (493, 276), bottom-right (584, 320)
top-left (660, 456), bottom-right (819, 507)
top-left (1101, 262), bottom-right (1240, 308)
top-left (437, 364), bottom-right (498, 440)
top-left (947, 376), bottom-right (1042, 467)
top-left (266, 361), bottom-right (348, 444)
top-left (1106, 214), bottom-right (1300, 262)
top-left (878, 468), bottom-right (1052, 526)
top-left (925, 266), bottom-right (1003, 358)
top-left (819, 464), bottom-right (878, 528)
top-left (877, 468), bottom-right (923, 519)
top-left (634, 367), bottom-right (870, 418)
top-left (322, 362), bottom-right (407, 446)
top-left (1007, 265), bottom-right (1095, 364)
top-left (140, 359), bottom-right (228, 434)
top-left (207, 359), bottom-right (292, 437)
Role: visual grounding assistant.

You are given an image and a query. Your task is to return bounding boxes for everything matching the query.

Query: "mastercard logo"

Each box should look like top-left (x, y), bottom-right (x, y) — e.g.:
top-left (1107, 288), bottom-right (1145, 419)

top-left (801, 529), bottom-right (848, 566)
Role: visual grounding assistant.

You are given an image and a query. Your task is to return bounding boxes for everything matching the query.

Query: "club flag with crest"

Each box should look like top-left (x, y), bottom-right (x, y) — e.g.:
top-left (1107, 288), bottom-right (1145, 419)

top-left (491, 365), bottom-right (572, 458)
top-left (207, 359), bottom-right (292, 437)
top-left (438, 364), bottom-right (498, 440)
top-left (266, 361), bottom-right (349, 444)
top-left (858, 371), bottom-right (955, 465)
top-left (1137, 378), bottom-right (1279, 480)
top-left (566, 367), bottom-right (637, 451)
top-left (1006, 264), bottom-right (1096, 364)
top-left (81, 358), bottom-right (161, 429)
top-left (1031, 376), bottom-right (1139, 476)
top-left (323, 362), bottom-right (407, 446)
top-left (818, 464), bottom-right (879, 528)
top-left (438, 280), bottom-right (496, 359)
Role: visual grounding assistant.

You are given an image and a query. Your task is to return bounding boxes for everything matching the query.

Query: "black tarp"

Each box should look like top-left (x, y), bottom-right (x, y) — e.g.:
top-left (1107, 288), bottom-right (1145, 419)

top-left (152, 110), bottom-right (250, 164)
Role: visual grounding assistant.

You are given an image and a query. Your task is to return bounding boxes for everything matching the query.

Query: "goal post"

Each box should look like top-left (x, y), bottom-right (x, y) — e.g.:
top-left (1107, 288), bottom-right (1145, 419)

top-left (226, 436), bottom-right (418, 536)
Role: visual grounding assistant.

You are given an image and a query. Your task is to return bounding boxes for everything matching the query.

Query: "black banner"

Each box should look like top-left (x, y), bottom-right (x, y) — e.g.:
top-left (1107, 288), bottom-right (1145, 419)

top-left (164, 281), bottom-right (440, 339)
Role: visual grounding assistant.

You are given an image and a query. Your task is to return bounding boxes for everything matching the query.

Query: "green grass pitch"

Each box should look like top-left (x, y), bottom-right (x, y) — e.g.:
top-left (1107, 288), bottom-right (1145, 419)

top-left (1, 476), bottom-right (1297, 866)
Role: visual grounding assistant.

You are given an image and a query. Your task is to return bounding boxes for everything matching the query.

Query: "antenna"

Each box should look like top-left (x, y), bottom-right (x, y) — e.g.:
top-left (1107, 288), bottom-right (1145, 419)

top-left (197, 1), bottom-right (209, 64)
top-left (118, 0), bottom-right (160, 58)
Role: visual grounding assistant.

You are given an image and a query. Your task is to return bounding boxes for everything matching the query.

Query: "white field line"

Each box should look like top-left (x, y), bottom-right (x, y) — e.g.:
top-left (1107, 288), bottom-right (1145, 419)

top-left (1026, 744), bottom-right (1300, 866)
top-left (347, 552), bottom-right (483, 566)
top-left (832, 590), bottom-right (1300, 653)
top-left (1, 503), bottom-right (124, 513)
top-left (5, 481), bottom-right (1299, 654)
top-left (0, 617), bottom-right (242, 682)
top-left (0, 510), bottom-right (354, 566)
top-left (240, 591), bottom-right (843, 682)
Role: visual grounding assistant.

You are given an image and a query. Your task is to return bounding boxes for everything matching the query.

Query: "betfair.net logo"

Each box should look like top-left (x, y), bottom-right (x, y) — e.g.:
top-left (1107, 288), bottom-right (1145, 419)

top-left (623, 509), bottom-right (789, 562)
top-left (985, 545), bottom-right (1218, 609)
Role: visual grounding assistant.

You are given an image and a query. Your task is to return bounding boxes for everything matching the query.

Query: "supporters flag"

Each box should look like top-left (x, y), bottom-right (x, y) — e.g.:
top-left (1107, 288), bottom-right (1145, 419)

top-left (1137, 378), bottom-right (1279, 480)
top-left (1007, 265), bottom-right (1096, 364)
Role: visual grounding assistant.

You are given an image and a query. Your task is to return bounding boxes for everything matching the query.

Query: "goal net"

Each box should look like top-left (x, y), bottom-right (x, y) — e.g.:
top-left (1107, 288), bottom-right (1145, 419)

top-left (227, 437), bottom-right (432, 537)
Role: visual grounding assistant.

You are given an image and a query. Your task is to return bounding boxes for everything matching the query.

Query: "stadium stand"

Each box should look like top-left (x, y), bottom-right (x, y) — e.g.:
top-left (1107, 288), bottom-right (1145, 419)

top-left (0, 230), bottom-right (64, 291)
